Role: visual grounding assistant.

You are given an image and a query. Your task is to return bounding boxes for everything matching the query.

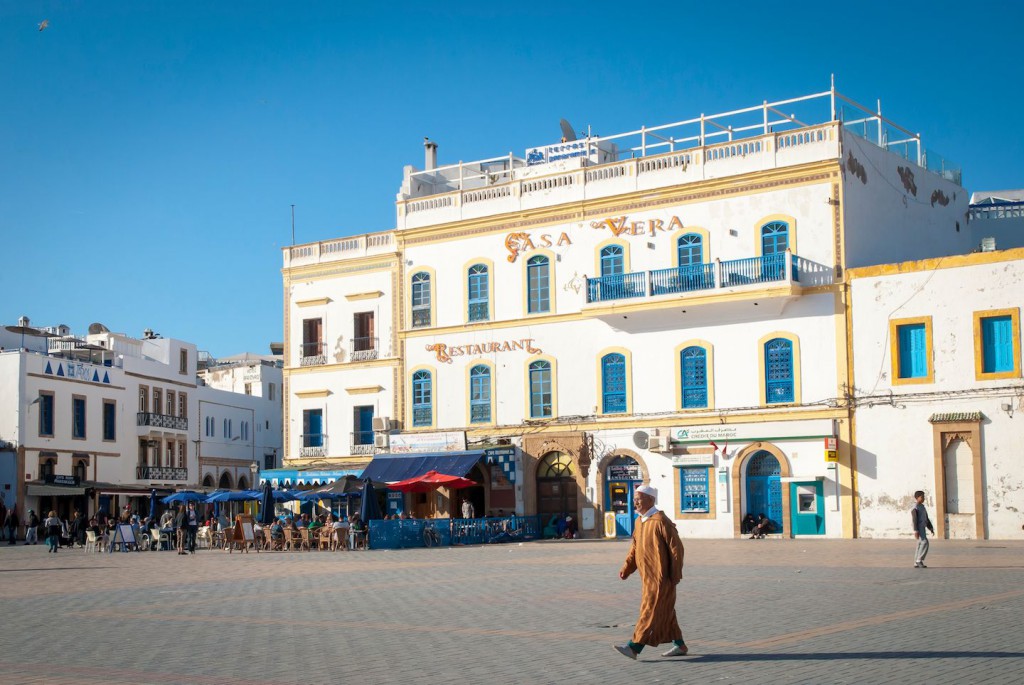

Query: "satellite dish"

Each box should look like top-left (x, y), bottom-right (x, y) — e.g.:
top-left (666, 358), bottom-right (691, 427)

top-left (559, 118), bottom-right (577, 142)
top-left (632, 431), bottom-right (649, 450)
top-left (88, 322), bottom-right (110, 334)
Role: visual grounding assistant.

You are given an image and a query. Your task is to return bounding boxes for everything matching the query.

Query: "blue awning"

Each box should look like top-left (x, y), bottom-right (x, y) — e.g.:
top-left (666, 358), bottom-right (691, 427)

top-left (259, 469), bottom-right (361, 486)
top-left (360, 451), bottom-right (483, 483)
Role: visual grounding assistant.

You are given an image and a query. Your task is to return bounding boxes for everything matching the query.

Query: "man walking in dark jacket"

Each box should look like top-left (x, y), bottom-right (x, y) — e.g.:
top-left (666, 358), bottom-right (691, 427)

top-left (912, 490), bottom-right (935, 568)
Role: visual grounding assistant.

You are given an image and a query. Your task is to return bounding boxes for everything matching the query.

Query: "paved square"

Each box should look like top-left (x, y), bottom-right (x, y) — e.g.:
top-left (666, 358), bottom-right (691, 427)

top-left (1, 537), bottom-right (1022, 684)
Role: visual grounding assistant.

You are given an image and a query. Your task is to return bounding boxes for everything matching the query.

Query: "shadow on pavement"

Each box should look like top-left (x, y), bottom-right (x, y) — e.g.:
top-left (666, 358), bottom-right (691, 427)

top-left (687, 651), bottom-right (1024, 662)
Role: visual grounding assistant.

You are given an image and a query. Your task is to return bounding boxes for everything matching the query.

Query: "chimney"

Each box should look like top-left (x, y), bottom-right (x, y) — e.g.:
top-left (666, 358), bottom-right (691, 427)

top-left (424, 137), bottom-right (437, 170)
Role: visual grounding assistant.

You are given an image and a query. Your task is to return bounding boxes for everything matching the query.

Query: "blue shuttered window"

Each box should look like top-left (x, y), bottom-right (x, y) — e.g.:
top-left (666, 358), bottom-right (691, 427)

top-left (302, 410), bottom-right (323, 447)
top-left (529, 360), bottom-right (552, 418)
top-left (600, 245), bottom-right (624, 277)
top-left (469, 365), bottom-right (491, 423)
top-left (680, 467), bottom-right (709, 512)
top-left (761, 222), bottom-right (789, 255)
top-left (72, 397), bottom-right (86, 438)
top-left (527, 256), bottom-right (550, 314)
top-left (467, 264), bottom-right (489, 322)
top-left (764, 338), bottom-right (794, 404)
top-left (680, 346), bottom-right (708, 408)
top-left (38, 394), bottom-right (54, 436)
top-left (601, 353), bottom-right (627, 414)
top-left (411, 272), bottom-right (431, 327)
top-left (896, 323), bottom-right (928, 379)
top-left (981, 315), bottom-right (1013, 374)
top-left (103, 401), bottom-right (116, 440)
top-left (677, 233), bottom-right (703, 266)
top-left (412, 370), bottom-right (432, 427)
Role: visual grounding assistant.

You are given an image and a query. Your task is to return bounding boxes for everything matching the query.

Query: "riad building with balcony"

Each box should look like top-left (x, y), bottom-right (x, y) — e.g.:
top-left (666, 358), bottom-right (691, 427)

top-left (282, 83), bottom-right (969, 537)
top-left (0, 323), bottom-right (282, 528)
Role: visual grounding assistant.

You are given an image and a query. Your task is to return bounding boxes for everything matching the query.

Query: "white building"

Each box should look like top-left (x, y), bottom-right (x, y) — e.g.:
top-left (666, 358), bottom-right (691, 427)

top-left (968, 190), bottom-right (1024, 252)
top-left (849, 248), bottom-right (1024, 540)
top-left (0, 324), bottom-right (282, 528)
top-left (281, 83), bottom-right (970, 538)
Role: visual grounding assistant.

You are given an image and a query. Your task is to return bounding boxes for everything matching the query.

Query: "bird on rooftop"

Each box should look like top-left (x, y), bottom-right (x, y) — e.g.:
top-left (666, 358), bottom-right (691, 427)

top-left (38, 19), bottom-right (49, 31)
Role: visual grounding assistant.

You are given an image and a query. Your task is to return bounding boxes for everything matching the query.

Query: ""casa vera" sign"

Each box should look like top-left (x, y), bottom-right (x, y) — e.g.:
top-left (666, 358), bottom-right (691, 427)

top-left (503, 214), bottom-right (687, 262)
top-left (426, 338), bottom-right (542, 364)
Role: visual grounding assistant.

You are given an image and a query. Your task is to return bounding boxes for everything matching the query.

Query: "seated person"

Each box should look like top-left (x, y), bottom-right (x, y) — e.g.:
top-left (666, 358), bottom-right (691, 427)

top-left (741, 513), bottom-right (757, 535)
top-left (749, 514), bottom-right (773, 538)
top-left (270, 520), bottom-right (284, 540)
top-left (564, 515), bottom-right (578, 539)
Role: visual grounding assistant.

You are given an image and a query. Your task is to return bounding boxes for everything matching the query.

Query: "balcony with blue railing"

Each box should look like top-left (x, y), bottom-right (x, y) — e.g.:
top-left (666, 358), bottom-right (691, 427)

top-left (585, 251), bottom-right (830, 304)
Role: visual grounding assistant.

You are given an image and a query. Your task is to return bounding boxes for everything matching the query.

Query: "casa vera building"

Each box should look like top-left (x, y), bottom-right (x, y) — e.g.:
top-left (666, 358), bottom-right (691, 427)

top-left (281, 85), bottom-right (970, 538)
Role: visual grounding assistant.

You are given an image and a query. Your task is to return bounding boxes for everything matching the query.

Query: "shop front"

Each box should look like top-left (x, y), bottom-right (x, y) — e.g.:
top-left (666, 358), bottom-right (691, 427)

top-left (605, 456), bottom-right (643, 537)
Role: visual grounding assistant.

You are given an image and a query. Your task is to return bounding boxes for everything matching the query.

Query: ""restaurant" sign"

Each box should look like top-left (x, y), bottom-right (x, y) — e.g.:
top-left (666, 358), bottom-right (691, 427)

top-left (426, 338), bottom-right (542, 364)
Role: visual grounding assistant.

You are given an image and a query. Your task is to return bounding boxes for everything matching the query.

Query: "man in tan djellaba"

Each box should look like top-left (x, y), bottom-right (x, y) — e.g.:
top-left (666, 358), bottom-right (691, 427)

top-left (613, 484), bottom-right (689, 660)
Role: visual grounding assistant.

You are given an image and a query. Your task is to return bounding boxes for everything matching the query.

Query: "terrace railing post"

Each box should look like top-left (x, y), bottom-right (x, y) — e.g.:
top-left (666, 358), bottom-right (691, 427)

top-left (714, 258), bottom-right (722, 289)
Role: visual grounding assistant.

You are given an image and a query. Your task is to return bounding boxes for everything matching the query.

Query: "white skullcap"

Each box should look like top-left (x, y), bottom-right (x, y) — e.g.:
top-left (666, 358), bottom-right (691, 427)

top-left (635, 484), bottom-right (658, 500)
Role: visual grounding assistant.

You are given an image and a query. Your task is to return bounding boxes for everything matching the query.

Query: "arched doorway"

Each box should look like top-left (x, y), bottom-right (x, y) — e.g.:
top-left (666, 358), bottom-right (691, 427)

top-left (202, 474), bottom-right (214, 488)
top-left (219, 472), bottom-right (233, 489)
top-left (457, 464), bottom-right (486, 518)
top-left (605, 456), bottom-right (643, 537)
top-left (746, 451), bottom-right (782, 533)
top-left (536, 452), bottom-right (577, 525)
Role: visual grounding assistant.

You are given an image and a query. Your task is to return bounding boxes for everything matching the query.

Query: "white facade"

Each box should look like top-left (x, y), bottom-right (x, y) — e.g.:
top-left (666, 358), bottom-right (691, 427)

top-left (0, 326), bottom-right (283, 524)
top-left (849, 248), bottom-right (1024, 540)
top-left (282, 86), bottom-right (971, 538)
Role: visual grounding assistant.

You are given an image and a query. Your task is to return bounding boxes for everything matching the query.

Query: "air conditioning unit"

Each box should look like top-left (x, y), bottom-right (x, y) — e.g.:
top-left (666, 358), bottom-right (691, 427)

top-left (373, 433), bottom-right (389, 448)
top-left (648, 436), bottom-right (668, 452)
top-left (372, 417), bottom-right (391, 432)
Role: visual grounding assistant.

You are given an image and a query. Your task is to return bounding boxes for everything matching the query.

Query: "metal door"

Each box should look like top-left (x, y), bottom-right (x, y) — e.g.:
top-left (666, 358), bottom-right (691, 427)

top-left (746, 451), bottom-right (782, 533)
top-left (607, 481), bottom-right (634, 537)
top-left (790, 481), bottom-right (824, 535)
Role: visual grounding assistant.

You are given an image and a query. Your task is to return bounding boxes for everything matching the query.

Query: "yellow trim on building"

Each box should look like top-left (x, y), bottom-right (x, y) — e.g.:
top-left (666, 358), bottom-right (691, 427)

top-left (973, 307), bottom-right (1022, 381)
top-left (294, 389), bottom-right (331, 399)
top-left (594, 346), bottom-right (633, 416)
top-left (889, 316), bottom-right (935, 385)
top-left (296, 297), bottom-right (332, 307)
top-left (521, 248), bottom-right (557, 317)
top-left (407, 265), bottom-right (437, 332)
top-left (673, 339), bottom-right (715, 411)
top-left (756, 331), bottom-right (802, 407)
top-left (673, 462), bottom-right (717, 520)
top-left (754, 213), bottom-right (798, 257)
top-left (593, 237), bottom-right (631, 277)
top-left (408, 364), bottom-right (437, 429)
top-left (345, 385), bottom-right (384, 395)
top-left (344, 291), bottom-right (383, 301)
top-left (462, 257), bottom-right (496, 325)
top-left (283, 358), bottom-right (400, 375)
top-left (847, 247), bottom-right (1024, 280)
top-left (583, 283), bottom-right (803, 318)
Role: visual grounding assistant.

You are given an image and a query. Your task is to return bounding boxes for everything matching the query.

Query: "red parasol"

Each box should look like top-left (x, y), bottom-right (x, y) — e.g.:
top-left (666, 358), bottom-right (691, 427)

top-left (388, 470), bottom-right (477, 493)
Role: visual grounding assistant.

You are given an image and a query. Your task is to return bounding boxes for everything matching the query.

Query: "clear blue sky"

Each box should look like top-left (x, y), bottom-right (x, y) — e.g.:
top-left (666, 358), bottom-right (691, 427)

top-left (2, 1), bottom-right (1021, 358)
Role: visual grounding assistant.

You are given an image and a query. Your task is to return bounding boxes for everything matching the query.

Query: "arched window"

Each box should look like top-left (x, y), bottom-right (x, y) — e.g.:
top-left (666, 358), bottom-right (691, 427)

top-left (411, 272), bottom-right (431, 327)
top-left (677, 233), bottom-right (703, 266)
top-left (761, 221), bottom-right (789, 255)
top-left (73, 459), bottom-right (87, 482)
top-left (601, 353), bottom-right (627, 414)
top-left (219, 472), bottom-right (233, 489)
top-left (527, 255), bottom-right (550, 314)
top-left (412, 370), bottom-right (433, 426)
top-left (529, 360), bottom-right (552, 418)
top-left (537, 452), bottom-right (575, 478)
top-left (600, 245), bottom-right (624, 277)
top-left (764, 338), bottom-right (794, 403)
top-left (467, 264), bottom-right (489, 322)
top-left (469, 365), bottom-right (491, 423)
top-left (680, 346), bottom-right (708, 408)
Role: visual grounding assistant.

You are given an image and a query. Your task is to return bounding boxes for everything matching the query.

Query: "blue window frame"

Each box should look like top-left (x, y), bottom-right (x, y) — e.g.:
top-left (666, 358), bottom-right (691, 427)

top-left (103, 401), bottom-right (116, 440)
top-left (677, 233), bottom-right (703, 267)
top-left (527, 255), bottom-right (550, 314)
top-left (764, 338), bottom-right (794, 404)
top-left (601, 353), bottom-right (627, 413)
top-left (761, 221), bottom-right (789, 255)
top-left (600, 245), bottom-right (624, 277)
top-left (679, 467), bottom-right (709, 512)
top-left (38, 393), bottom-right (54, 436)
top-left (469, 365), bottom-right (491, 423)
top-left (680, 346), bottom-right (708, 408)
top-left (980, 315), bottom-right (1013, 373)
top-left (302, 409), bottom-right (323, 447)
top-left (468, 264), bottom-right (489, 322)
top-left (412, 370), bottom-right (433, 426)
top-left (529, 360), bottom-right (552, 418)
top-left (72, 397), bottom-right (86, 438)
top-left (411, 272), bottom-right (431, 327)
top-left (896, 323), bottom-right (928, 378)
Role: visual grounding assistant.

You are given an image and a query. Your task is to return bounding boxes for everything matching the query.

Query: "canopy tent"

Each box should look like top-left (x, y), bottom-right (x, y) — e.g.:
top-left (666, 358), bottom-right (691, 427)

top-left (359, 451), bottom-right (483, 483)
top-left (205, 490), bottom-right (260, 503)
top-left (162, 491), bottom-right (207, 504)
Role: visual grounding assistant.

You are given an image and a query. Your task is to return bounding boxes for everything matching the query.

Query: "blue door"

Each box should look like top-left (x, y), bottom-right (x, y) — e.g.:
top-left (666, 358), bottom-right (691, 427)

top-left (746, 451), bottom-right (782, 533)
top-left (790, 481), bottom-right (825, 535)
top-left (607, 481), bottom-right (635, 537)
top-left (355, 406), bottom-right (374, 446)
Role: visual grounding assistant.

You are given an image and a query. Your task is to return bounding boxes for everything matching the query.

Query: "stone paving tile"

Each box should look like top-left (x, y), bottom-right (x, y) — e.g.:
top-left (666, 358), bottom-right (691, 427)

top-left (0, 538), bottom-right (1022, 684)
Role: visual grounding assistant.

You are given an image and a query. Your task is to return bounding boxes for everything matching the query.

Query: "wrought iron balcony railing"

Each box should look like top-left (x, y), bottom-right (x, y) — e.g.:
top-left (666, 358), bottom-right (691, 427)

top-left (350, 337), bottom-right (378, 362)
top-left (300, 433), bottom-right (327, 458)
top-left (300, 341), bottom-right (326, 367)
top-left (136, 413), bottom-right (188, 430)
top-left (137, 465), bottom-right (188, 481)
top-left (350, 431), bottom-right (375, 455)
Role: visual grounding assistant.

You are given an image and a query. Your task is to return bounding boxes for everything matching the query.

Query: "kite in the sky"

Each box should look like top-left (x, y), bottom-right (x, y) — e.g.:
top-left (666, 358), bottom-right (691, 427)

top-left (38, 19), bottom-right (49, 31)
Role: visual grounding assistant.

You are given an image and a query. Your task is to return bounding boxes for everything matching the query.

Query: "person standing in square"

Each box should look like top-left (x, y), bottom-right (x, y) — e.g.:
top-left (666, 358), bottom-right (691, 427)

top-left (912, 490), bottom-right (935, 568)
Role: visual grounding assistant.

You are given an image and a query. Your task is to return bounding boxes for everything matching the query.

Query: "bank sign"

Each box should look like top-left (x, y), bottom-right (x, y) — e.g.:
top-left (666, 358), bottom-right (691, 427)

top-left (671, 419), bottom-right (835, 445)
